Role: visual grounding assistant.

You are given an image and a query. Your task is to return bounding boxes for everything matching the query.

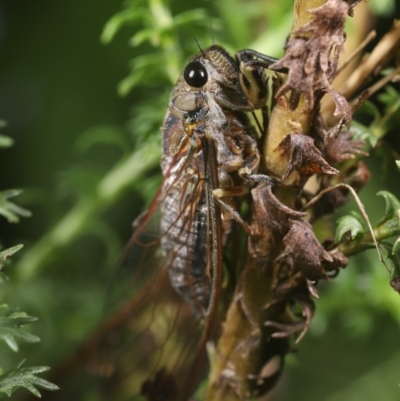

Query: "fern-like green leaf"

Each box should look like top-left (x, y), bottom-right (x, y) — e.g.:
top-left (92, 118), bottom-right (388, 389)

top-left (377, 85), bottom-right (399, 109)
top-left (101, 7), bottom-right (148, 44)
top-left (371, 84), bottom-right (400, 138)
top-left (0, 190), bottom-right (31, 223)
top-left (0, 245), bottom-right (24, 262)
top-left (0, 305), bottom-right (40, 352)
top-left (173, 9), bottom-right (208, 27)
top-left (0, 360), bottom-right (59, 399)
top-left (0, 245), bottom-right (23, 281)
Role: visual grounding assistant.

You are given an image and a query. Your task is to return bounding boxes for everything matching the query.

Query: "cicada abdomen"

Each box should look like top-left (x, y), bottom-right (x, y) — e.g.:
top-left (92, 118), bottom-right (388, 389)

top-left (97, 44), bottom-right (272, 401)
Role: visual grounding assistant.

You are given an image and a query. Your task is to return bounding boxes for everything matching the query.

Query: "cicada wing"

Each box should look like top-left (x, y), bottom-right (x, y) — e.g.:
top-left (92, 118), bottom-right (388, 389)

top-left (96, 141), bottom-right (222, 401)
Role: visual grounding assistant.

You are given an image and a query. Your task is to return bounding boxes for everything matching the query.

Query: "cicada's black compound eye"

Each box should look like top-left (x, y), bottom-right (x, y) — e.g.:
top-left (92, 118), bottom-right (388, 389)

top-left (183, 61), bottom-right (208, 88)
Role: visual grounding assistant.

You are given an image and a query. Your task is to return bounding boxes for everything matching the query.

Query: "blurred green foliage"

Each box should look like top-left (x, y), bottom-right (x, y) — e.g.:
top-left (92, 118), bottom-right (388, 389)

top-left (0, 361), bottom-right (58, 399)
top-left (0, 0), bottom-right (399, 400)
top-left (0, 136), bottom-right (58, 398)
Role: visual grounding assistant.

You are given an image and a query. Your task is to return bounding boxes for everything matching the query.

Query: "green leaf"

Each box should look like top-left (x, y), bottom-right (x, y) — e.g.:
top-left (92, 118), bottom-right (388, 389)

top-left (374, 191), bottom-right (400, 229)
top-left (0, 245), bottom-right (24, 262)
top-left (0, 135), bottom-right (14, 148)
top-left (350, 121), bottom-right (378, 148)
top-left (0, 189), bottom-right (22, 199)
top-left (377, 85), bottom-right (399, 109)
top-left (173, 9), bottom-right (208, 27)
top-left (118, 54), bottom-right (170, 95)
top-left (0, 245), bottom-right (24, 273)
top-left (335, 212), bottom-right (366, 243)
top-left (379, 245), bottom-right (400, 293)
top-left (0, 360), bottom-right (59, 398)
top-left (358, 192), bottom-right (400, 244)
top-left (396, 160), bottom-right (400, 170)
top-left (392, 237), bottom-right (400, 255)
top-left (357, 101), bottom-right (381, 126)
top-left (0, 305), bottom-right (40, 352)
top-left (100, 8), bottom-right (148, 44)
top-left (130, 28), bottom-right (162, 47)
top-left (0, 190), bottom-right (32, 223)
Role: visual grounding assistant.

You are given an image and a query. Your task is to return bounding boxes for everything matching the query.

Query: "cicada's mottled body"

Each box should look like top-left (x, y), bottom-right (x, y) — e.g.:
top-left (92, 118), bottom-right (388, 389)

top-left (99, 44), bottom-right (278, 401)
top-left (160, 45), bottom-right (265, 316)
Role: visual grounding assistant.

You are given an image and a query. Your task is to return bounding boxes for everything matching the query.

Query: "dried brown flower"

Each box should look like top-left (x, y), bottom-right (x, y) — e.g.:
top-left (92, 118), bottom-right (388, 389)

top-left (270, 0), bottom-right (353, 124)
top-left (278, 134), bottom-right (339, 179)
top-left (325, 131), bottom-right (367, 164)
top-left (277, 219), bottom-right (333, 280)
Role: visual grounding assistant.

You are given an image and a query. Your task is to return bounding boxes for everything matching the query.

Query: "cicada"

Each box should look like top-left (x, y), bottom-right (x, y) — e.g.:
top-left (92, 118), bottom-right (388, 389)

top-left (98, 44), bottom-right (280, 401)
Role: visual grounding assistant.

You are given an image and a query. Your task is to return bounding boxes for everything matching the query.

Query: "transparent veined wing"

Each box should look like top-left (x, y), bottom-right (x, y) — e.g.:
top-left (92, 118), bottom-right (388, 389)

top-left (95, 133), bottom-right (224, 401)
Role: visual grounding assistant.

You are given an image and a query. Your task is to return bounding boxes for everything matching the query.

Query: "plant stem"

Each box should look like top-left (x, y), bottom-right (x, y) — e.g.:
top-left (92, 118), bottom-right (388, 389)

top-left (206, 1), bottom-right (326, 398)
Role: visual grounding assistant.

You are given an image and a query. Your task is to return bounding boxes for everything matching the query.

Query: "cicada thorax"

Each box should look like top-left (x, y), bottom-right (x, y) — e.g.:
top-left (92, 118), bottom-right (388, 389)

top-left (160, 45), bottom-right (262, 317)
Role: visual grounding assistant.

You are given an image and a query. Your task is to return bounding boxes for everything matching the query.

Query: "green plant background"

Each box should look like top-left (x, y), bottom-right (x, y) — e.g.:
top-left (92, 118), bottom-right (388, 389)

top-left (0, 0), bottom-right (400, 400)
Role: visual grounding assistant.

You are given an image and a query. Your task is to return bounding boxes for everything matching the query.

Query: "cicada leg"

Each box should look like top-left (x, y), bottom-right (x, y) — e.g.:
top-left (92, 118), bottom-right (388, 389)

top-left (235, 49), bottom-right (284, 109)
top-left (212, 186), bottom-right (252, 234)
top-left (236, 48), bottom-right (288, 73)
